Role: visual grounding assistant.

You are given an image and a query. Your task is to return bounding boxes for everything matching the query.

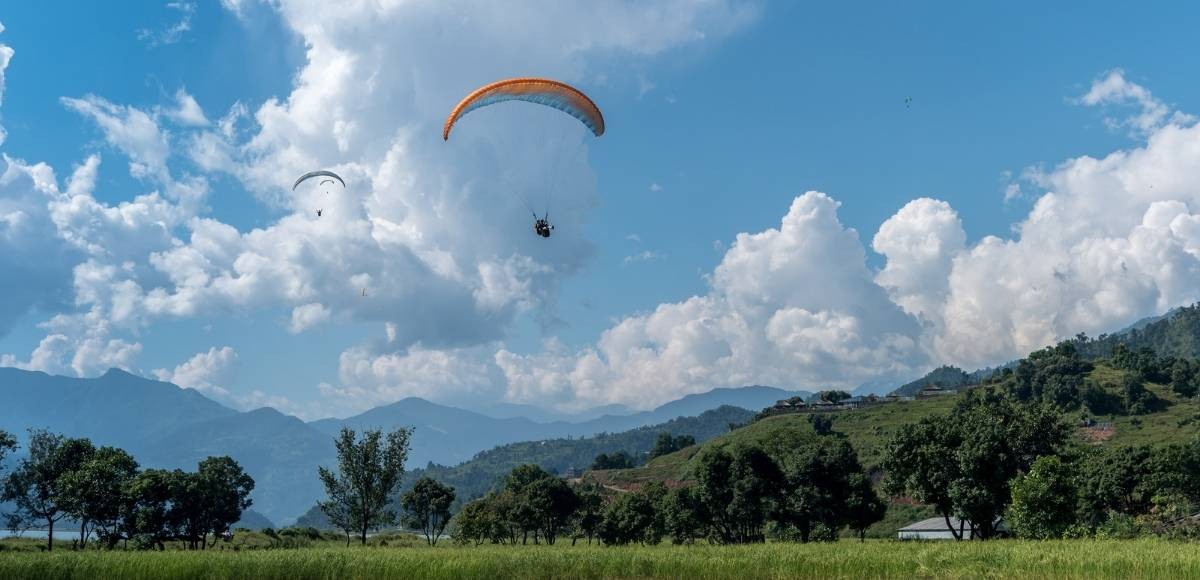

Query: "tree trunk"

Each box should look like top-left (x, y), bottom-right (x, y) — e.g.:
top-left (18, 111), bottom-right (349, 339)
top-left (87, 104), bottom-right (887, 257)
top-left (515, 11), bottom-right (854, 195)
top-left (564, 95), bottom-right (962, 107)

top-left (79, 520), bottom-right (88, 550)
top-left (360, 525), bottom-right (368, 546)
top-left (47, 517), bottom-right (54, 552)
top-left (942, 513), bottom-right (962, 541)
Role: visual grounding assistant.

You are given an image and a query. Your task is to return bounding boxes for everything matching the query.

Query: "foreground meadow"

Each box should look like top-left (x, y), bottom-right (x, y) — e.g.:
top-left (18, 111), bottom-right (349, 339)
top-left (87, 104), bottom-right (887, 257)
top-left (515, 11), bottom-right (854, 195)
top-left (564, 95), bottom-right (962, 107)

top-left (2, 540), bottom-right (1199, 580)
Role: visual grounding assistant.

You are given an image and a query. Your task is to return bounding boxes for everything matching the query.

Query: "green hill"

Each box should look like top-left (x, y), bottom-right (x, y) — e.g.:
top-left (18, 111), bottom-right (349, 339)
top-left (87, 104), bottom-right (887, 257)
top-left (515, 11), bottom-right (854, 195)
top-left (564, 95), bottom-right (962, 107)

top-left (1081, 303), bottom-right (1200, 360)
top-left (593, 361), bottom-right (1200, 489)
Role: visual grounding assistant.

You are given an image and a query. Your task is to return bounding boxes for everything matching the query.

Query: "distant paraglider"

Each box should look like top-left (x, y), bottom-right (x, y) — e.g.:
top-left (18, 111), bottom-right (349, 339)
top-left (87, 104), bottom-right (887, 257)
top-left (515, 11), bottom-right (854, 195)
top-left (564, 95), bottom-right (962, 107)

top-left (443, 78), bottom-right (605, 239)
top-left (293, 170), bottom-right (346, 191)
top-left (294, 170), bottom-right (345, 219)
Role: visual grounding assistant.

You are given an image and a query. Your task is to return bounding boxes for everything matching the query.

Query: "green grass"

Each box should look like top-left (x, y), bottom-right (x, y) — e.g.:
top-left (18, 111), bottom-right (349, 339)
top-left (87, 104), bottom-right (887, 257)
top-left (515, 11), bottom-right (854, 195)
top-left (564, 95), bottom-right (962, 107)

top-left (2, 540), bottom-right (1200, 579)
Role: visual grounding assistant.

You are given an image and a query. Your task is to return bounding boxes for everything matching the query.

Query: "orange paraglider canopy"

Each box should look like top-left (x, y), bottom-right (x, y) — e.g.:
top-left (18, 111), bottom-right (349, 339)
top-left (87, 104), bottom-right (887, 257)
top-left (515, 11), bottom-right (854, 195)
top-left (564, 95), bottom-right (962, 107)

top-left (443, 78), bottom-right (605, 140)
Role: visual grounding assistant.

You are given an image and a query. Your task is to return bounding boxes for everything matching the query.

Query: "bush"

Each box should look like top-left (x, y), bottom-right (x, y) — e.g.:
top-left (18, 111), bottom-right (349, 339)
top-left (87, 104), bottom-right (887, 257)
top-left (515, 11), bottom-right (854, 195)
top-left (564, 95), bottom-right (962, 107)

top-left (1095, 513), bottom-right (1142, 539)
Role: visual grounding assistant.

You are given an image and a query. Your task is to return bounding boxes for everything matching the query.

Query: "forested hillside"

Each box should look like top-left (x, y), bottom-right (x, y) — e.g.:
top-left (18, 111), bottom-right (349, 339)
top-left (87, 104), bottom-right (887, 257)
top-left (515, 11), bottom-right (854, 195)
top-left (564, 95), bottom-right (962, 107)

top-left (591, 332), bottom-right (1200, 539)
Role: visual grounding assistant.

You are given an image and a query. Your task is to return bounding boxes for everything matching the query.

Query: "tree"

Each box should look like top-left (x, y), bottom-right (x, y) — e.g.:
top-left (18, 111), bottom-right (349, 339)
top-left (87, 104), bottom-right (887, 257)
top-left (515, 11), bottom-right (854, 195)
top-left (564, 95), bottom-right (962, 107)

top-left (662, 486), bottom-right (704, 544)
top-left (883, 420), bottom-right (963, 540)
top-left (1077, 445), bottom-right (1155, 524)
top-left (123, 469), bottom-right (182, 550)
top-left (844, 473), bottom-right (886, 541)
top-left (402, 477), bottom-right (456, 546)
top-left (816, 390), bottom-right (852, 404)
top-left (1170, 361), bottom-right (1197, 398)
top-left (194, 456), bottom-right (255, 548)
top-left (884, 390), bottom-right (1069, 540)
top-left (591, 451), bottom-right (635, 470)
top-left (599, 483), bottom-right (667, 545)
top-left (166, 458), bottom-right (254, 550)
top-left (451, 498), bottom-right (494, 546)
top-left (318, 427), bottom-right (413, 545)
top-left (504, 464), bottom-right (554, 543)
top-left (569, 483), bottom-right (604, 545)
top-left (1123, 375), bottom-right (1154, 415)
top-left (1007, 455), bottom-right (1078, 539)
top-left (694, 446), bottom-right (782, 544)
top-left (526, 476), bottom-right (578, 545)
top-left (649, 432), bottom-right (698, 460)
top-left (59, 446), bottom-right (139, 549)
top-left (775, 436), bottom-right (868, 542)
top-left (1, 430), bottom-right (95, 551)
top-left (807, 414), bottom-right (834, 436)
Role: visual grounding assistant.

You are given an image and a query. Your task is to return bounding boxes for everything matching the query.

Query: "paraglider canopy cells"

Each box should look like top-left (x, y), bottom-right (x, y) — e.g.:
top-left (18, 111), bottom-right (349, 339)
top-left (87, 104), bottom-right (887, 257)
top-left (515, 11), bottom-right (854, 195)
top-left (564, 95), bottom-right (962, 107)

top-left (443, 78), bottom-right (605, 140)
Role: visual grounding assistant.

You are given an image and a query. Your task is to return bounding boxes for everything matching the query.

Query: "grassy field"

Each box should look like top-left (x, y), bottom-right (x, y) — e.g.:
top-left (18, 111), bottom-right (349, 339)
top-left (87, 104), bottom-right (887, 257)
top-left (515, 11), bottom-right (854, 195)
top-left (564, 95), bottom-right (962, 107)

top-left (1, 540), bottom-right (1199, 579)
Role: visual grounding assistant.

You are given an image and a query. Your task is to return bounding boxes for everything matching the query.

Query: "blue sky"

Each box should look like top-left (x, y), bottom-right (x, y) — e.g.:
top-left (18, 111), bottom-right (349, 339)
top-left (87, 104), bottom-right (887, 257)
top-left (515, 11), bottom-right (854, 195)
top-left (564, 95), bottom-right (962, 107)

top-left (3, 1), bottom-right (1200, 419)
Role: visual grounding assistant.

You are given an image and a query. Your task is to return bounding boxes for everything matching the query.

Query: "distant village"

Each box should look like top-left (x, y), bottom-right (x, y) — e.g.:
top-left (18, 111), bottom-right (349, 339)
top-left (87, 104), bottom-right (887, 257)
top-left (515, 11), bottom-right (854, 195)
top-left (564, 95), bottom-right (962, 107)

top-left (764, 384), bottom-right (956, 416)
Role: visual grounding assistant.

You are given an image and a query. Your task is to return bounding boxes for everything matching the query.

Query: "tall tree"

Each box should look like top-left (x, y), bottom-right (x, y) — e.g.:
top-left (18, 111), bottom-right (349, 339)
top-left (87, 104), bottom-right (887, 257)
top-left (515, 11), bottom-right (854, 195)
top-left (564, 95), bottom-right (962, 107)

top-left (843, 473), bottom-right (887, 542)
top-left (1, 430), bottom-right (95, 551)
top-left (526, 476), bottom-right (578, 545)
top-left (504, 464), bottom-right (553, 543)
top-left (695, 445), bottom-right (782, 544)
top-left (59, 446), bottom-right (139, 549)
top-left (883, 420), bottom-right (963, 539)
top-left (776, 436), bottom-right (871, 542)
top-left (451, 497), bottom-right (494, 546)
top-left (402, 477), bottom-right (456, 546)
top-left (194, 456), bottom-right (255, 548)
top-left (122, 469), bottom-right (182, 551)
top-left (318, 427), bottom-right (413, 545)
top-left (569, 483), bottom-right (604, 545)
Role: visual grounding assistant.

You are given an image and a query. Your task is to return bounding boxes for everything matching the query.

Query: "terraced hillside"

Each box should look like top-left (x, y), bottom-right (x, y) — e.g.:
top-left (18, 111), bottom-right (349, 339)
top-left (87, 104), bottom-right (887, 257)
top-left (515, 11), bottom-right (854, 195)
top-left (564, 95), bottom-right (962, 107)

top-left (589, 361), bottom-right (1200, 490)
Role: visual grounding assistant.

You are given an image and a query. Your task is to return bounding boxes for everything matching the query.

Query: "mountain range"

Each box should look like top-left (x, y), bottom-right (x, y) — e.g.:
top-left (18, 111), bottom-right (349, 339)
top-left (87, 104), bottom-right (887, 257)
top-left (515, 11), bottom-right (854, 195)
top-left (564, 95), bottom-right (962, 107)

top-left (0, 368), bottom-right (807, 525)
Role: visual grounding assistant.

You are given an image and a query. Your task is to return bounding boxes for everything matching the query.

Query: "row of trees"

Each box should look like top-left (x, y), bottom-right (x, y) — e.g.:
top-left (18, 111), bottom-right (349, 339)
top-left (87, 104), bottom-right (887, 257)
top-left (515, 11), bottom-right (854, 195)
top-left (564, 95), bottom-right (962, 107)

top-left (453, 428), bottom-right (885, 546)
top-left (882, 386), bottom-right (1200, 540)
top-left (0, 428), bottom-right (253, 551)
top-left (1008, 439), bottom-right (1200, 539)
top-left (883, 390), bottom-right (1067, 540)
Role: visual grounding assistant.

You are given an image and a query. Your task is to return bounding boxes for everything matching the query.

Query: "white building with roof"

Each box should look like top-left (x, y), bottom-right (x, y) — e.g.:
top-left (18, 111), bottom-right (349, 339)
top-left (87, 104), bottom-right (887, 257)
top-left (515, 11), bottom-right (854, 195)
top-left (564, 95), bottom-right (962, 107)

top-left (897, 517), bottom-right (1007, 540)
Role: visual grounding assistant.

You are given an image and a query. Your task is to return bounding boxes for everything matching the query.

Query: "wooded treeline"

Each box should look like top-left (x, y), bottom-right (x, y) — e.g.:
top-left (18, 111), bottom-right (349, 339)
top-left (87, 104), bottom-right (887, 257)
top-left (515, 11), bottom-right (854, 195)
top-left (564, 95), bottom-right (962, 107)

top-left (0, 428), bottom-right (253, 551)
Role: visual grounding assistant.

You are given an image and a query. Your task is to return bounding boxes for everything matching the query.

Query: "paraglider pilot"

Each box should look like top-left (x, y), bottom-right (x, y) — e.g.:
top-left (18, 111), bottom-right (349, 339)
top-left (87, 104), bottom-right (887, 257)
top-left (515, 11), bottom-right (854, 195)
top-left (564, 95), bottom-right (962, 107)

top-left (534, 215), bottom-right (554, 238)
